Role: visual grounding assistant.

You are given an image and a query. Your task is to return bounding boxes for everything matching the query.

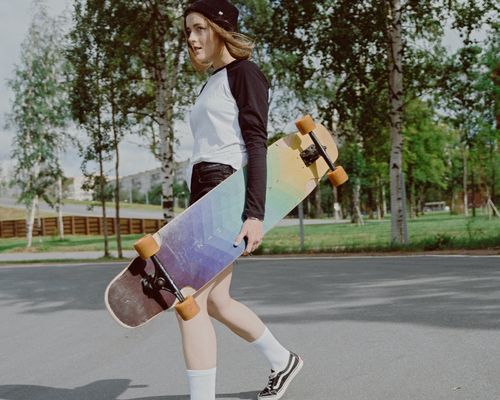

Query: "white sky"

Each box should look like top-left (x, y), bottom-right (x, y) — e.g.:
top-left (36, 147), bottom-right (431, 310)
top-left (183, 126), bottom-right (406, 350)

top-left (0, 0), bottom-right (487, 179)
top-left (0, 0), bottom-right (192, 179)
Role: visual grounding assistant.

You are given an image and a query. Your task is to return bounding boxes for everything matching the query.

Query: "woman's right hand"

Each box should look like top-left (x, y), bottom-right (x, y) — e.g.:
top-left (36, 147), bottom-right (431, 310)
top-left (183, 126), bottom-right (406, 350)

top-left (233, 218), bottom-right (264, 255)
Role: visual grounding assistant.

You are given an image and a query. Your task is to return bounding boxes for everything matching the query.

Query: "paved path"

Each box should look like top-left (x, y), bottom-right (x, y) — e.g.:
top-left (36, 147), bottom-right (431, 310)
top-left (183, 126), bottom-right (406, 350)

top-left (0, 250), bottom-right (137, 262)
top-left (0, 256), bottom-right (499, 400)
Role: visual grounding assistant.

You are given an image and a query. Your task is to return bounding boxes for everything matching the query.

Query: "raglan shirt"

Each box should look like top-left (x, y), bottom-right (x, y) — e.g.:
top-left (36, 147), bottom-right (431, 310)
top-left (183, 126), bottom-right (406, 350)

top-left (188, 59), bottom-right (269, 220)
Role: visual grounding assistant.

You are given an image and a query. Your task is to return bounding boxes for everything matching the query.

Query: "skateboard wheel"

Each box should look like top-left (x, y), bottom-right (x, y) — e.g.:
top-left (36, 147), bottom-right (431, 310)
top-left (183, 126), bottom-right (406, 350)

top-left (175, 296), bottom-right (200, 321)
top-left (295, 115), bottom-right (316, 135)
top-left (134, 234), bottom-right (160, 260)
top-left (327, 166), bottom-right (348, 187)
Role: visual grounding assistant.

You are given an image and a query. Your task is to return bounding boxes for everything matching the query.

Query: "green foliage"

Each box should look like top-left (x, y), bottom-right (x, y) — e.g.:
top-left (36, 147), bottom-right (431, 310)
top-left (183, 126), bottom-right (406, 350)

top-left (404, 100), bottom-right (453, 190)
top-left (7, 2), bottom-right (70, 209)
top-left (242, 0), bottom-right (498, 223)
top-left (8, 0), bottom-right (495, 241)
top-left (147, 184), bottom-right (163, 206)
top-left (423, 233), bottom-right (455, 250)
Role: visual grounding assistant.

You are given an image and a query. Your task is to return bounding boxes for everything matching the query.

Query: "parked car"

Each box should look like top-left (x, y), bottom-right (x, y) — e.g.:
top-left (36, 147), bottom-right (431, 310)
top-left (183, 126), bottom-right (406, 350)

top-left (423, 201), bottom-right (450, 212)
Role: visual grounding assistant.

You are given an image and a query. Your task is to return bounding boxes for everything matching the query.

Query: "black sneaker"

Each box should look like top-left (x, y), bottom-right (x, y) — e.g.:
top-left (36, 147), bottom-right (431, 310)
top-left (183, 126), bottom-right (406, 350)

top-left (257, 352), bottom-right (303, 400)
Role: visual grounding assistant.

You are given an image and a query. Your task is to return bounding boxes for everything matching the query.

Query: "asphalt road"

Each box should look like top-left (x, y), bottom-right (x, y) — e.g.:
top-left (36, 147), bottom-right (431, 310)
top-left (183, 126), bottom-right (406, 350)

top-left (0, 256), bottom-right (499, 400)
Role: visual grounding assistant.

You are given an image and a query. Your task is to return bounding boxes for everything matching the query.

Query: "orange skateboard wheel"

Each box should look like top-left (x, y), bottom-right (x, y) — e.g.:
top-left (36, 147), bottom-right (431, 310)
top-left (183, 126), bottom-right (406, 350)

top-left (295, 115), bottom-right (316, 135)
top-left (134, 234), bottom-right (160, 260)
top-left (175, 296), bottom-right (200, 321)
top-left (327, 166), bottom-right (348, 187)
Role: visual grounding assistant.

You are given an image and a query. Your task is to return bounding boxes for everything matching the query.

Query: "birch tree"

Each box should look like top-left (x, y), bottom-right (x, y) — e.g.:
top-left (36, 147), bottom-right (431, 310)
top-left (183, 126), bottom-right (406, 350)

top-left (7, 1), bottom-right (70, 247)
top-left (257, 0), bottom-right (497, 242)
top-left (68, 0), bottom-right (197, 227)
top-left (129, 0), bottom-right (195, 222)
top-left (386, 0), bottom-right (408, 242)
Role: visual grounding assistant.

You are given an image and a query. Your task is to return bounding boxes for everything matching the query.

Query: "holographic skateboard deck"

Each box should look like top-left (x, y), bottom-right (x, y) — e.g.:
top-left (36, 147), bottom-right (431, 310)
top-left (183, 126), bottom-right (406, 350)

top-left (105, 116), bottom-right (347, 328)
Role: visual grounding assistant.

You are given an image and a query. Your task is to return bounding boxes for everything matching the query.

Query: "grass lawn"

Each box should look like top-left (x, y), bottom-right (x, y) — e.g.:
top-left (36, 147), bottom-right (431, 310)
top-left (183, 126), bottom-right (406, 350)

top-left (260, 212), bottom-right (500, 253)
top-left (1, 211), bottom-right (499, 255)
top-left (0, 234), bottom-right (145, 253)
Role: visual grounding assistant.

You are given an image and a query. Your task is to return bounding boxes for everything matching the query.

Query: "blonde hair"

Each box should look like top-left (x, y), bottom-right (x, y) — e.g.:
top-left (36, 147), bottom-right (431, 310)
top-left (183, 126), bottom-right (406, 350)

top-left (185, 15), bottom-right (255, 72)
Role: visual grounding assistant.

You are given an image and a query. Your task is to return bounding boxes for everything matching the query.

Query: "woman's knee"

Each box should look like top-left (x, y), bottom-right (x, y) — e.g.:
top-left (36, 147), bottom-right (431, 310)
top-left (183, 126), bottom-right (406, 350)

top-left (206, 293), bottom-right (232, 319)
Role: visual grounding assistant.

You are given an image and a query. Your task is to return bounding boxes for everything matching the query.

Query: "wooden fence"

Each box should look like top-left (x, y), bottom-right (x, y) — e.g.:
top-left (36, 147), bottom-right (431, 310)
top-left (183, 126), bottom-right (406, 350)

top-left (0, 216), bottom-right (164, 239)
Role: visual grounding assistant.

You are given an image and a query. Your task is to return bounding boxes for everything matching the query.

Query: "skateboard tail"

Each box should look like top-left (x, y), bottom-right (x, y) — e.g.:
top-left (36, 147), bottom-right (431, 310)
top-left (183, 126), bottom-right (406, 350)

top-left (104, 257), bottom-right (172, 328)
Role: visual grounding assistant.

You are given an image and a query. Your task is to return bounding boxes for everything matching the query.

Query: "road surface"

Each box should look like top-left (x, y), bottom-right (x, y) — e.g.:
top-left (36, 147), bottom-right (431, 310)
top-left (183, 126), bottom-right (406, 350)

top-left (0, 255), bottom-right (499, 400)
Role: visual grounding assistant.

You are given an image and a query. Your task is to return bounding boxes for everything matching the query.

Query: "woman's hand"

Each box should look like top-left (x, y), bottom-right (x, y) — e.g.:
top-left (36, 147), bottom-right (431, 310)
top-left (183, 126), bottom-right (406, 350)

top-left (234, 218), bottom-right (264, 255)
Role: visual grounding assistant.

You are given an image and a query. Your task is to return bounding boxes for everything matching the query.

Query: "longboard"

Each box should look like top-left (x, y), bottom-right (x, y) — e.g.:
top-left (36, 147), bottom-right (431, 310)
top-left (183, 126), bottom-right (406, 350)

top-left (105, 116), bottom-right (347, 328)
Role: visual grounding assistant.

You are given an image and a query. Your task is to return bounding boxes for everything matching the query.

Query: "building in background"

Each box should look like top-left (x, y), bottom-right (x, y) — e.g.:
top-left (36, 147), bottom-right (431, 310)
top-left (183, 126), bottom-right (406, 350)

top-left (65, 176), bottom-right (93, 201)
top-left (116, 160), bottom-right (189, 204)
top-left (1, 157), bottom-right (190, 207)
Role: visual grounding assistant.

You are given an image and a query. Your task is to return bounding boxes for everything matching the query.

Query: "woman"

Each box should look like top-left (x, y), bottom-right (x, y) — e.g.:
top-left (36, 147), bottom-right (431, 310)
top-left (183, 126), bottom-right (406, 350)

top-left (181, 1), bottom-right (303, 399)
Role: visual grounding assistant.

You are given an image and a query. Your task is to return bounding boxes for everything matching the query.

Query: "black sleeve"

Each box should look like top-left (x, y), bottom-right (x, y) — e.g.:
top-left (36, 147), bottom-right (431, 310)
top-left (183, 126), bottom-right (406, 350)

top-left (227, 60), bottom-right (269, 221)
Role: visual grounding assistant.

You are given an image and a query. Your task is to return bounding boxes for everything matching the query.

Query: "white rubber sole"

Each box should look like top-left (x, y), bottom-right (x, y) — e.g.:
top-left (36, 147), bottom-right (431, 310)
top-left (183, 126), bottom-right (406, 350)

top-left (258, 357), bottom-right (304, 400)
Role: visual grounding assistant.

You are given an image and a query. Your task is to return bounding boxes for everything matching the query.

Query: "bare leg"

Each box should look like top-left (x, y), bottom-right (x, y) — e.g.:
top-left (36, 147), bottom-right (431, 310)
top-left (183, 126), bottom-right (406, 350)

top-left (176, 264), bottom-right (266, 370)
top-left (206, 264), bottom-right (266, 342)
top-left (176, 275), bottom-right (220, 370)
top-left (206, 265), bottom-right (291, 372)
top-left (176, 263), bottom-right (297, 399)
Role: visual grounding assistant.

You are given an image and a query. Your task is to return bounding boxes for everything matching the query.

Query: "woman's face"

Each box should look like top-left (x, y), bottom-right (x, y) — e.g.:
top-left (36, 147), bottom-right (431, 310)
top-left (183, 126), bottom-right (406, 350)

top-left (185, 12), bottom-right (222, 65)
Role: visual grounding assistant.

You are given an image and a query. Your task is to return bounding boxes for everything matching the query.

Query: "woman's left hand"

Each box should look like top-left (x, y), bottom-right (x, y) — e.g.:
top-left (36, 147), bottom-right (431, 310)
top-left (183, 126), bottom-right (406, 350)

top-left (234, 218), bottom-right (264, 255)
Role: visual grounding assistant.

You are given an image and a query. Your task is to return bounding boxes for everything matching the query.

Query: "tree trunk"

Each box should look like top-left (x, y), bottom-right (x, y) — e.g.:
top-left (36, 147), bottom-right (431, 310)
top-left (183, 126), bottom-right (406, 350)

top-left (382, 184), bottom-right (388, 218)
top-left (35, 200), bottom-right (41, 237)
top-left (387, 0), bottom-right (408, 243)
top-left (333, 185), bottom-right (342, 220)
top-left (111, 95), bottom-right (123, 258)
top-left (56, 175), bottom-right (64, 239)
top-left (375, 176), bottom-right (382, 220)
top-left (26, 195), bottom-right (38, 248)
top-left (351, 178), bottom-right (364, 225)
top-left (54, 145), bottom-right (64, 240)
top-left (98, 150), bottom-right (110, 257)
top-left (156, 59), bottom-right (175, 222)
top-left (490, 141), bottom-right (497, 204)
top-left (153, 11), bottom-right (185, 223)
top-left (309, 186), bottom-right (322, 218)
top-left (407, 166), bottom-right (416, 218)
top-left (93, 50), bottom-right (110, 256)
top-left (315, 184), bottom-right (323, 218)
top-left (367, 188), bottom-right (374, 219)
top-left (463, 144), bottom-right (469, 216)
top-left (471, 164), bottom-right (476, 217)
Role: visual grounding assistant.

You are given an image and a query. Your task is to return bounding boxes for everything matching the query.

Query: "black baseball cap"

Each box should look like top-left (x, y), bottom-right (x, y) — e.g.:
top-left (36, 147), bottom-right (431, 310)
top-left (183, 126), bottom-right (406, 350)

top-left (184, 0), bottom-right (239, 32)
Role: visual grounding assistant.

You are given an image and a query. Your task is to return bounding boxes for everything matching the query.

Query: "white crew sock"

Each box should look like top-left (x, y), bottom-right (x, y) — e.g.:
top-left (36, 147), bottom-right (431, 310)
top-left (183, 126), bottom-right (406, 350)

top-left (251, 327), bottom-right (290, 371)
top-left (186, 367), bottom-right (216, 400)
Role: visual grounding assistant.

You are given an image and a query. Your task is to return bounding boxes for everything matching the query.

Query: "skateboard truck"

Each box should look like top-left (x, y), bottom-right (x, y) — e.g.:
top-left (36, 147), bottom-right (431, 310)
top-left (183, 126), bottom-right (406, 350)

top-left (300, 143), bottom-right (328, 167)
top-left (296, 115), bottom-right (348, 187)
top-left (134, 234), bottom-right (200, 321)
top-left (141, 268), bottom-right (169, 295)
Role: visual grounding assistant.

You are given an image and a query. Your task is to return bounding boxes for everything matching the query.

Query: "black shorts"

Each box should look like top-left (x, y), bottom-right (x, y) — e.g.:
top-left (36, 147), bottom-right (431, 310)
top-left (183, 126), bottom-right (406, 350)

top-left (189, 162), bottom-right (236, 206)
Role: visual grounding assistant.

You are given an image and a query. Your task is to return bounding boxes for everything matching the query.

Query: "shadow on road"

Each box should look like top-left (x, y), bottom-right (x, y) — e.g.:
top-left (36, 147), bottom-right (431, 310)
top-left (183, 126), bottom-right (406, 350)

top-left (0, 265), bottom-right (118, 314)
top-left (234, 256), bottom-right (500, 330)
top-left (1, 257), bottom-right (499, 330)
top-left (0, 380), bottom-right (256, 400)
